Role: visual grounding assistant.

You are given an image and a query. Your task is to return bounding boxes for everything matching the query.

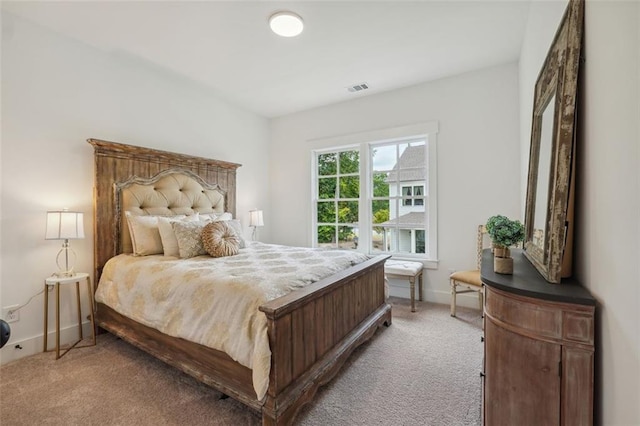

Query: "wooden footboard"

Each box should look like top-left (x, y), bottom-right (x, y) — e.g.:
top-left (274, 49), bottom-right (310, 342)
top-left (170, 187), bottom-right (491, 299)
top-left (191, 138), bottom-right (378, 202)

top-left (259, 254), bottom-right (391, 425)
top-left (95, 254), bottom-right (390, 425)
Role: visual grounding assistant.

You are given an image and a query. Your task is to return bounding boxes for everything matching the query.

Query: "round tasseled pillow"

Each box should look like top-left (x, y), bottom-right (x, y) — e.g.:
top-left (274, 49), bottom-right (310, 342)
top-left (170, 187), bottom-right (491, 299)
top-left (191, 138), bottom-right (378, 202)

top-left (202, 221), bottom-right (240, 258)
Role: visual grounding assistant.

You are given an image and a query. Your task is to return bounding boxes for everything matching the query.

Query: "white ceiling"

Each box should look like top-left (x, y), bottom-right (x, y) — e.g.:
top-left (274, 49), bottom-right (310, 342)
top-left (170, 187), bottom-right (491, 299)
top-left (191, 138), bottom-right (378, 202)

top-left (2, 1), bottom-right (531, 118)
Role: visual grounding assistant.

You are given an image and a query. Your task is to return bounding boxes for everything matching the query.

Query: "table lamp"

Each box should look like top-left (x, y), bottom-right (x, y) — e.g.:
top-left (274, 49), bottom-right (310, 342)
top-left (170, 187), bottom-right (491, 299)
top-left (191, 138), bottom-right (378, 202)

top-left (45, 209), bottom-right (85, 277)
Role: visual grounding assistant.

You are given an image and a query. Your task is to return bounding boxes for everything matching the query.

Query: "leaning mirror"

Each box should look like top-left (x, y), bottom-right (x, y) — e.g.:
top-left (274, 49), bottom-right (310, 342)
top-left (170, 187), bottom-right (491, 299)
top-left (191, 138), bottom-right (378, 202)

top-left (523, 0), bottom-right (583, 284)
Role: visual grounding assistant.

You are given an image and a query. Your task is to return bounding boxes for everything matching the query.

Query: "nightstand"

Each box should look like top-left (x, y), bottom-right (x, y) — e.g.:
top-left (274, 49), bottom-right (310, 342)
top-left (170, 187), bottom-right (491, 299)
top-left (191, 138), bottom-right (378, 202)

top-left (43, 272), bottom-right (96, 359)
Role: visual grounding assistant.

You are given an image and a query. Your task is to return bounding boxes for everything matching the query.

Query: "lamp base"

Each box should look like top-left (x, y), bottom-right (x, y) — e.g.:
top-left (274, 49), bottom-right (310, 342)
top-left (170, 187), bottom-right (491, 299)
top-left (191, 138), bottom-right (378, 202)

top-left (55, 242), bottom-right (77, 277)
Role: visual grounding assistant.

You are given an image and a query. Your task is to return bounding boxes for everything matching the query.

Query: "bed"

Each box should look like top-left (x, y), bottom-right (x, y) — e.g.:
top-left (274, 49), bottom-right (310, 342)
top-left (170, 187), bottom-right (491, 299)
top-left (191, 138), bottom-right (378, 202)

top-left (89, 139), bottom-right (392, 425)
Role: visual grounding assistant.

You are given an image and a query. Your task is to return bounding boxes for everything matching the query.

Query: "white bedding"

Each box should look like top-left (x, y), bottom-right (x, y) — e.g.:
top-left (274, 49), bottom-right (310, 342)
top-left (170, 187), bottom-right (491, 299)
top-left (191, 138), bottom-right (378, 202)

top-left (95, 242), bottom-right (369, 400)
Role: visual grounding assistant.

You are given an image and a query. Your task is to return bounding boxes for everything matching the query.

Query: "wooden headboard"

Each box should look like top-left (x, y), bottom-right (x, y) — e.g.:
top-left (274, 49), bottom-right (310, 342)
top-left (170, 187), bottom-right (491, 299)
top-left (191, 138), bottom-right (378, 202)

top-left (88, 139), bottom-right (241, 282)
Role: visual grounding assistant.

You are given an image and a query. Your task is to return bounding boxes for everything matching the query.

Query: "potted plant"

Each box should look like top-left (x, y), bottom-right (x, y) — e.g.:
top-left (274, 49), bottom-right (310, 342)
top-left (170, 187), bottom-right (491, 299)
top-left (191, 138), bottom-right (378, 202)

top-left (486, 215), bottom-right (525, 274)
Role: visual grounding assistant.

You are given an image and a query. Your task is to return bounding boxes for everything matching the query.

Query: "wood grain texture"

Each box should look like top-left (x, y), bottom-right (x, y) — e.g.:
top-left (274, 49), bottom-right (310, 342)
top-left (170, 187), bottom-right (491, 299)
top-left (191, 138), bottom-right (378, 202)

top-left (484, 318), bottom-right (561, 425)
top-left (89, 138), bottom-right (240, 283)
top-left (561, 347), bottom-right (594, 426)
top-left (484, 285), bottom-right (594, 425)
top-left (523, 0), bottom-right (584, 283)
top-left (89, 139), bottom-right (392, 425)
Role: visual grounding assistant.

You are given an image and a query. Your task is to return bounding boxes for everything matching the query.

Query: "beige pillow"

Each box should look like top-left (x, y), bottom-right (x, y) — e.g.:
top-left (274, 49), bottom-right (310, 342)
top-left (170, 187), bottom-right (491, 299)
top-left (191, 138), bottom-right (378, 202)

top-left (157, 214), bottom-right (200, 257)
top-left (202, 221), bottom-right (240, 258)
top-left (171, 220), bottom-right (208, 259)
top-left (125, 212), bottom-right (164, 256)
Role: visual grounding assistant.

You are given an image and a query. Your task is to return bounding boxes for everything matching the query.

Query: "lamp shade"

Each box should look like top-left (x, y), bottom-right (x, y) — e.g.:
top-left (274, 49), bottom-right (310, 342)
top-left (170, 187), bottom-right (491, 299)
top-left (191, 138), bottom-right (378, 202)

top-left (249, 210), bottom-right (264, 227)
top-left (46, 210), bottom-right (85, 240)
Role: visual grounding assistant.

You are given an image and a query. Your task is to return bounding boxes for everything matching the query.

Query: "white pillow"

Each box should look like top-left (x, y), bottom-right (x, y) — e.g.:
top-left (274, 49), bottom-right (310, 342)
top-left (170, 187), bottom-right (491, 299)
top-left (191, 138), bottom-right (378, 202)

top-left (125, 212), bottom-right (164, 256)
top-left (199, 212), bottom-right (233, 222)
top-left (157, 214), bottom-right (199, 257)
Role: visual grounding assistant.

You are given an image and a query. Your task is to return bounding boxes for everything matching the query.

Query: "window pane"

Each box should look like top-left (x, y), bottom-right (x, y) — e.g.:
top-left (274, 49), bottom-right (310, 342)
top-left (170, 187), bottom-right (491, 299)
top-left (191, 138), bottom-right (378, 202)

top-left (372, 172), bottom-right (389, 197)
top-left (371, 200), bottom-right (390, 225)
top-left (317, 225), bottom-right (335, 245)
top-left (416, 230), bottom-right (426, 254)
top-left (339, 151), bottom-right (359, 174)
top-left (338, 226), bottom-right (358, 249)
top-left (337, 201), bottom-right (358, 223)
top-left (413, 185), bottom-right (424, 205)
top-left (318, 177), bottom-right (336, 199)
top-left (372, 145), bottom-right (397, 172)
top-left (317, 201), bottom-right (335, 223)
top-left (318, 153), bottom-right (337, 176)
top-left (339, 176), bottom-right (359, 198)
top-left (371, 226), bottom-right (391, 253)
top-left (402, 186), bottom-right (412, 206)
top-left (384, 227), bottom-right (395, 252)
top-left (397, 229), bottom-right (412, 253)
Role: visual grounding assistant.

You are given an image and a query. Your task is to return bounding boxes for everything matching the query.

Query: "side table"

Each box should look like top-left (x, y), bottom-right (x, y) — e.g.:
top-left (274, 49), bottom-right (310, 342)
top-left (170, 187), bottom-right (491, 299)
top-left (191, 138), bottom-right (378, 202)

top-left (43, 272), bottom-right (96, 359)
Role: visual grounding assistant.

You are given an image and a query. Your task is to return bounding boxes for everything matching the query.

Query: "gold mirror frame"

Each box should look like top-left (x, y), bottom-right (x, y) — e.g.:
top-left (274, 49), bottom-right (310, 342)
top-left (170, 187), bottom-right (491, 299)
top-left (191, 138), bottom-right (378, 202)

top-left (523, 0), bottom-right (584, 284)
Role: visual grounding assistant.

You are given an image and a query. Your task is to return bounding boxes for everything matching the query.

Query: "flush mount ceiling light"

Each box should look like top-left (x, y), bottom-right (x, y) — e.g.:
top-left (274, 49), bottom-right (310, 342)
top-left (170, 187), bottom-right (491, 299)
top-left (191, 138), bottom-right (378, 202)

top-left (269, 11), bottom-right (304, 37)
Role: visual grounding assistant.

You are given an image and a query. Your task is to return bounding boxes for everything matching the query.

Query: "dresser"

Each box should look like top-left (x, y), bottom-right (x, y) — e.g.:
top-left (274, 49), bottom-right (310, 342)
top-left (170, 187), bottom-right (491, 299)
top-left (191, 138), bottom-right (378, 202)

top-left (481, 249), bottom-right (595, 426)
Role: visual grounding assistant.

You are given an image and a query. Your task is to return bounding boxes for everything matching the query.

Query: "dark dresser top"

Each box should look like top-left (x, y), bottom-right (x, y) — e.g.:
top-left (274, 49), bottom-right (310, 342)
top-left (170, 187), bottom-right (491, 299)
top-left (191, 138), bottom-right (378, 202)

top-left (481, 249), bottom-right (596, 306)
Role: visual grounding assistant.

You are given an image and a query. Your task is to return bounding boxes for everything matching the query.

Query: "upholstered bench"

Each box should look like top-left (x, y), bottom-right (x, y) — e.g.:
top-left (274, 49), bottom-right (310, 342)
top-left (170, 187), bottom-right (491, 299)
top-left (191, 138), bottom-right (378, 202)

top-left (384, 260), bottom-right (424, 312)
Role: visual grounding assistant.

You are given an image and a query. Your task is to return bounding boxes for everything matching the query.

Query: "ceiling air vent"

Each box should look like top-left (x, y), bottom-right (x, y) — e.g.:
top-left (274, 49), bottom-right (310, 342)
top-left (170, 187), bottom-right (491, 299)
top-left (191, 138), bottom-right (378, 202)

top-left (347, 83), bottom-right (369, 93)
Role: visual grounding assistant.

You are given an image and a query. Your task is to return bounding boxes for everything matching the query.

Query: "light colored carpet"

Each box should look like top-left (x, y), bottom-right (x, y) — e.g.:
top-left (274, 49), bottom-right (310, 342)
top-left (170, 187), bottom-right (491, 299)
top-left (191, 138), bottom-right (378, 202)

top-left (0, 298), bottom-right (483, 425)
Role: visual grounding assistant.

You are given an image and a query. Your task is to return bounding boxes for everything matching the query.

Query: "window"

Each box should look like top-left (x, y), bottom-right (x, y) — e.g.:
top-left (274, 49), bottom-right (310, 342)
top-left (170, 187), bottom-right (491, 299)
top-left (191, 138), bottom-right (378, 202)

top-left (401, 185), bottom-right (424, 206)
top-left (371, 140), bottom-right (427, 255)
top-left (402, 186), bottom-right (412, 206)
top-left (312, 122), bottom-right (438, 266)
top-left (315, 150), bottom-right (360, 249)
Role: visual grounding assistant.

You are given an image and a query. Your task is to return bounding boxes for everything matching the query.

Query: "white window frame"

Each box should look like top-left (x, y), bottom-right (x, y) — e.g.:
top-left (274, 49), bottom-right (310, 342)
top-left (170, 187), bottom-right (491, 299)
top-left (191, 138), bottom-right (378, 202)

top-left (312, 146), bottom-right (361, 249)
top-left (310, 122), bottom-right (438, 269)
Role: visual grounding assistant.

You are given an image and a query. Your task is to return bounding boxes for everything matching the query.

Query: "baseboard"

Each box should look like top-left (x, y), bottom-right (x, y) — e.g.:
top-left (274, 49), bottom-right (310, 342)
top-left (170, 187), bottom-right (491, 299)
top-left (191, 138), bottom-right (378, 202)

top-left (0, 321), bottom-right (94, 365)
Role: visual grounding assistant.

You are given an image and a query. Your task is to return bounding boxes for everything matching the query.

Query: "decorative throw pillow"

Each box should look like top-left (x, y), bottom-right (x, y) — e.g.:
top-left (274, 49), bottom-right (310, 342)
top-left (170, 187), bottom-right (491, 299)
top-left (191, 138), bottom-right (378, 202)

top-left (125, 212), bottom-right (164, 256)
top-left (171, 220), bottom-right (208, 259)
top-left (157, 214), bottom-right (199, 257)
top-left (202, 221), bottom-right (240, 258)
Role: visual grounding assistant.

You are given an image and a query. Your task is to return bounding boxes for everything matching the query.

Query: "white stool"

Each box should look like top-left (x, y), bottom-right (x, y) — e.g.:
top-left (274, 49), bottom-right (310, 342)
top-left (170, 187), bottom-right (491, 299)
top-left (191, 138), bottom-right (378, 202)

top-left (385, 260), bottom-right (424, 312)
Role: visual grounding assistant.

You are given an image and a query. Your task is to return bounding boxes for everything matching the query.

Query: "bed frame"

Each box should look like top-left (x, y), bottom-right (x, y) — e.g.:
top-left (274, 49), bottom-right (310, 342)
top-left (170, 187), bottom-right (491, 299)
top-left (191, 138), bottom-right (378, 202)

top-left (89, 139), bottom-right (392, 425)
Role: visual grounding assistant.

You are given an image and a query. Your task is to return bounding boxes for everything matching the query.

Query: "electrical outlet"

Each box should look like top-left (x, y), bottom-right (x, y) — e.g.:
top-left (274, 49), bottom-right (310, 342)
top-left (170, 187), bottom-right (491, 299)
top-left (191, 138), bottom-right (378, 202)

top-left (2, 305), bottom-right (20, 323)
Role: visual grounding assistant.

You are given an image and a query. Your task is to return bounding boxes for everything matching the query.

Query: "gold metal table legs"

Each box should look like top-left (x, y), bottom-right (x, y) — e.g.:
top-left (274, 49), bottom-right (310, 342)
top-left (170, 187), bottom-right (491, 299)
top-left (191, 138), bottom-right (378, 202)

top-left (43, 273), bottom-right (96, 359)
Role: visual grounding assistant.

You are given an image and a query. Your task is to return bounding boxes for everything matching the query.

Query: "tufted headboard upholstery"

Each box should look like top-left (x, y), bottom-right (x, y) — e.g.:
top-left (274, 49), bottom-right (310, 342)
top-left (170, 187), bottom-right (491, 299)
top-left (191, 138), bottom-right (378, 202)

top-left (117, 169), bottom-right (226, 253)
top-left (89, 138), bottom-right (241, 282)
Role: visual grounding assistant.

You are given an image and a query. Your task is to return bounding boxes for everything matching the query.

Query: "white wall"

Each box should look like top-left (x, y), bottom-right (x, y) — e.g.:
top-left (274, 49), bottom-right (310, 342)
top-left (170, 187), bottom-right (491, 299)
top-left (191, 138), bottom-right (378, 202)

top-left (270, 63), bottom-right (521, 304)
top-left (520, 1), bottom-right (640, 424)
top-left (0, 13), bottom-right (270, 364)
top-left (577, 1), bottom-right (640, 424)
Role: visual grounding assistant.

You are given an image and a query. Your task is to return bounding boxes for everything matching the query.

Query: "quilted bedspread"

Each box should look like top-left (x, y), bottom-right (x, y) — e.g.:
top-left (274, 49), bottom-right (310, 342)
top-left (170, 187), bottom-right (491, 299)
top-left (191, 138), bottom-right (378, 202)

top-left (95, 242), bottom-right (369, 400)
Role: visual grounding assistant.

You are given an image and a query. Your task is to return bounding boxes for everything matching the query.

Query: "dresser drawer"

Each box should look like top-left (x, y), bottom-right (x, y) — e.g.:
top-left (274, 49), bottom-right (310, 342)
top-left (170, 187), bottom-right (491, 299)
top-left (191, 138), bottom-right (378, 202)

top-left (485, 286), bottom-right (594, 346)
